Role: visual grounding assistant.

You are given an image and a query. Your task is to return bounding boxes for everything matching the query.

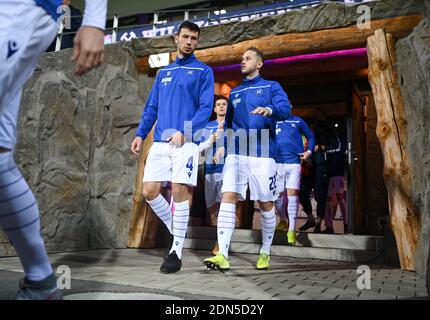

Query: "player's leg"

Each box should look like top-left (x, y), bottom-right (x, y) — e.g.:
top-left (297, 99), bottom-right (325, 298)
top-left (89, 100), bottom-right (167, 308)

top-left (0, 149), bottom-right (61, 300)
top-left (159, 142), bottom-right (198, 273)
top-left (0, 2), bottom-right (60, 300)
top-left (204, 154), bottom-right (246, 271)
top-left (143, 143), bottom-right (173, 234)
top-left (314, 165), bottom-right (329, 233)
top-left (335, 176), bottom-right (348, 232)
top-left (205, 173), bottom-right (219, 227)
top-left (323, 177), bottom-right (335, 234)
top-left (298, 173), bottom-right (316, 231)
top-left (283, 164), bottom-right (301, 244)
top-left (249, 157), bottom-right (278, 270)
top-left (274, 164), bottom-right (288, 231)
top-left (205, 173), bottom-right (223, 255)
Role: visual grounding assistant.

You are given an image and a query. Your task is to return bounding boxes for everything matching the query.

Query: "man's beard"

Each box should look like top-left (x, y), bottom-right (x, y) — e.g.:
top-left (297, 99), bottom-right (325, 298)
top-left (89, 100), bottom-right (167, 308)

top-left (180, 47), bottom-right (194, 57)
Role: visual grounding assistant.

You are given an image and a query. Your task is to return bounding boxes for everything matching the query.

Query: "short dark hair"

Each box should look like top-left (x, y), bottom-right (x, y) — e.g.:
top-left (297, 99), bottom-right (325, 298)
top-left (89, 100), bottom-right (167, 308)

top-left (246, 47), bottom-right (264, 63)
top-left (214, 95), bottom-right (228, 104)
top-left (177, 21), bottom-right (200, 36)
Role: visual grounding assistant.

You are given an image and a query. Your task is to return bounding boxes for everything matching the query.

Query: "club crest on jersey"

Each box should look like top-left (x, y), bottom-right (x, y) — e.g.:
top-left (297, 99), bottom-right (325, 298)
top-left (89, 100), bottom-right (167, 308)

top-left (232, 98), bottom-right (241, 108)
top-left (256, 89), bottom-right (263, 95)
top-left (162, 77), bottom-right (172, 86)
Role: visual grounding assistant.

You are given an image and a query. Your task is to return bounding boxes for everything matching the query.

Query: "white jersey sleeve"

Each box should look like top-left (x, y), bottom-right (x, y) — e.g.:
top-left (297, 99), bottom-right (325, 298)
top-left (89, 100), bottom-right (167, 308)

top-left (82, 0), bottom-right (107, 30)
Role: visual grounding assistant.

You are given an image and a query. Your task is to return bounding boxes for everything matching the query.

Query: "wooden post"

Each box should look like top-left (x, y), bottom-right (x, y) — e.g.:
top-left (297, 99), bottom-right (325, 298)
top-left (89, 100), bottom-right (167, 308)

top-left (367, 29), bottom-right (420, 271)
top-left (127, 128), bottom-right (159, 248)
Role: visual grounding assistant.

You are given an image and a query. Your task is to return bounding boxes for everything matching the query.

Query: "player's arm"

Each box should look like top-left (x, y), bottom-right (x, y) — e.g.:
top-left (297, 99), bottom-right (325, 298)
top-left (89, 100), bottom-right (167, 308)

top-left (131, 76), bottom-right (160, 154)
top-left (198, 128), bottom-right (217, 152)
top-left (299, 118), bottom-right (316, 161)
top-left (251, 82), bottom-right (291, 119)
top-left (72, 0), bottom-right (107, 76)
top-left (187, 68), bottom-right (215, 140)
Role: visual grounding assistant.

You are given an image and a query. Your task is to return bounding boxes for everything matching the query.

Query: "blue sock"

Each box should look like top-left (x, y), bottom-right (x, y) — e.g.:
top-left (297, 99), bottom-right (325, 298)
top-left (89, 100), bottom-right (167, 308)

top-left (0, 152), bottom-right (53, 282)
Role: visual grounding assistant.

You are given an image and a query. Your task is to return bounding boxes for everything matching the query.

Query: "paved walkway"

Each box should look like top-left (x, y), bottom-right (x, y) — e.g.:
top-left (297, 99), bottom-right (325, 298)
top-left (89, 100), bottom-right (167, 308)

top-left (0, 249), bottom-right (427, 300)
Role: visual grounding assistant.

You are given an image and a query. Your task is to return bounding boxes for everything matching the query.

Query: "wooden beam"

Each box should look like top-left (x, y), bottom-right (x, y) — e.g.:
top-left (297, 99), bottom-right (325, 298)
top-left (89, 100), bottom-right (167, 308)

top-left (136, 14), bottom-right (422, 73)
top-left (214, 54), bottom-right (369, 83)
top-left (127, 128), bottom-right (159, 248)
top-left (367, 29), bottom-right (420, 271)
top-left (195, 15), bottom-right (421, 67)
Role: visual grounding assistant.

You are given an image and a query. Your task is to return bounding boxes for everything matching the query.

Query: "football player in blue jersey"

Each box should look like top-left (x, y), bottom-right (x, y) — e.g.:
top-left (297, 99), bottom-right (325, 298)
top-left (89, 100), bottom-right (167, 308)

top-left (131, 21), bottom-right (214, 274)
top-left (0, 0), bottom-right (107, 300)
top-left (204, 47), bottom-right (292, 271)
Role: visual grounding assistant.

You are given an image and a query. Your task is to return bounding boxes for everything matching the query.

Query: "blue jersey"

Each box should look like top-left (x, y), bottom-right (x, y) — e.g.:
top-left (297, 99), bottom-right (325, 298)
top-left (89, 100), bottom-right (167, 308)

top-left (35, 0), bottom-right (62, 20)
top-left (225, 75), bottom-right (291, 158)
top-left (275, 116), bottom-right (316, 164)
top-left (136, 54), bottom-right (214, 143)
top-left (201, 120), bottom-right (225, 174)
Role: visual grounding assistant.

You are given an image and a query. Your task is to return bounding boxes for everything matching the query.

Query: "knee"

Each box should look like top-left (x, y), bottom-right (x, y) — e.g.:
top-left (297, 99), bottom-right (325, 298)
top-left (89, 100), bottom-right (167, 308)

top-left (172, 184), bottom-right (188, 202)
top-left (142, 185), bottom-right (159, 201)
top-left (259, 201), bottom-right (274, 212)
top-left (221, 192), bottom-right (237, 204)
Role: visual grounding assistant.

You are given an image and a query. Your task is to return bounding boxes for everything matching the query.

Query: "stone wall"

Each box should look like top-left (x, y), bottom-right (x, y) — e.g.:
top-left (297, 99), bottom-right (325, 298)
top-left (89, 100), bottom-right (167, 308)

top-left (395, 2), bottom-right (430, 277)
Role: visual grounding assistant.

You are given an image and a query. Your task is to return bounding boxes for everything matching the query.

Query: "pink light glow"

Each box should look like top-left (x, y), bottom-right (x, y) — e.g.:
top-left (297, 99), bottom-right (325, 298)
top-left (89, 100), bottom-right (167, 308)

top-left (213, 48), bottom-right (368, 72)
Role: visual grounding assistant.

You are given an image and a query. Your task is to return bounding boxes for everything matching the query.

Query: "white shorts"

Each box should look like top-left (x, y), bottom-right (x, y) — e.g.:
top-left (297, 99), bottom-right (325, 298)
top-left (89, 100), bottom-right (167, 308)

top-left (0, 0), bottom-right (57, 149)
top-left (276, 163), bottom-right (302, 191)
top-left (143, 142), bottom-right (200, 186)
top-left (221, 154), bottom-right (278, 202)
top-left (328, 176), bottom-right (345, 196)
top-left (204, 172), bottom-right (223, 208)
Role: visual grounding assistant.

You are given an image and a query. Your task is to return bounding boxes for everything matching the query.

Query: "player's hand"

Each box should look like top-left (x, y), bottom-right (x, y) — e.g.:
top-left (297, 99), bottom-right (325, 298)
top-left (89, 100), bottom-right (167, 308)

top-left (209, 132), bottom-right (222, 143)
top-left (168, 131), bottom-right (184, 147)
top-left (72, 26), bottom-right (105, 76)
top-left (131, 136), bottom-right (143, 155)
top-left (300, 151), bottom-right (311, 161)
top-left (213, 147), bottom-right (225, 164)
top-left (251, 107), bottom-right (272, 117)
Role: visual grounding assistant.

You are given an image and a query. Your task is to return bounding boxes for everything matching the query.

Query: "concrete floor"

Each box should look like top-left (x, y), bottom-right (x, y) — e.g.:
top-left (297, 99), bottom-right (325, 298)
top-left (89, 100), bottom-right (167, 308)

top-left (0, 248), bottom-right (428, 300)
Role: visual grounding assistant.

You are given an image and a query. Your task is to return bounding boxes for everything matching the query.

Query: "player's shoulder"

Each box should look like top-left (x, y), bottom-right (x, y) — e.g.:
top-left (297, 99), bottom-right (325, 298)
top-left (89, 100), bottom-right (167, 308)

top-left (188, 57), bottom-right (212, 72)
top-left (230, 83), bottom-right (247, 94)
top-left (264, 79), bottom-right (282, 89)
top-left (158, 61), bottom-right (179, 73)
top-left (205, 120), bottom-right (218, 128)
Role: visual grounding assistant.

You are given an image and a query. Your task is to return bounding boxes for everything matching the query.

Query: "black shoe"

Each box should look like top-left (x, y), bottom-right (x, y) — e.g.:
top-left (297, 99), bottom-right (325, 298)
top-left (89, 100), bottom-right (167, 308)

top-left (322, 227), bottom-right (334, 234)
top-left (160, 251), bottom-right (182, 274)
top-left (344, 224), bottom-right (349, 234)
top-left (14, 274), bottom-right (62, 300)
top-left (314, 224), bottom-right (322, 233)
top-left (299, 220), bottom-right (316, 231)
top-left (164, 235), bottom-right (173, 260)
